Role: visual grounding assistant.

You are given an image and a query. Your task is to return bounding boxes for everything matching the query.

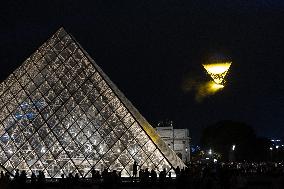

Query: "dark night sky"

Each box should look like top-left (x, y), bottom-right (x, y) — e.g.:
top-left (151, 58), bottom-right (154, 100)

top-left (1, 1), bottom-right (284, 143)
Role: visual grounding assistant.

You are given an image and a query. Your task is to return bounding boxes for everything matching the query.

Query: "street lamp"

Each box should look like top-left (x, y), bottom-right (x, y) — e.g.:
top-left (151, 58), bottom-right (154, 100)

top-left (269, 147), bottom-right (273, 161)
top-left (275, 146), bottom-right (279, 162)
top-left (230, 145), bottom-right (236, 162)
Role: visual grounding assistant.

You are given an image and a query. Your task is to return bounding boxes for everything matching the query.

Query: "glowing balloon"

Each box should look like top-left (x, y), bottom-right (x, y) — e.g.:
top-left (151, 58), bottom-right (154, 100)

top-left (202, 62), bottom-right (231, 85)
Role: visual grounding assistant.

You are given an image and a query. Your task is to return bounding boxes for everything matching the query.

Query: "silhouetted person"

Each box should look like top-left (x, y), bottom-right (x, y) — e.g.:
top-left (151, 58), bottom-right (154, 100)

top-left (144, 168), bottom-right (150, 183)
top-left (60, 174), bottom-right (67, 189)
top-left (139, 169), bottom-right (144, 182)
top-left (0, 171), bottom-right (4, 184)
top-left (102, 168), bottom-right (108, 182)
top-left (20, 170), bottom-right (27, 182)
top-left (0, 172), bottom-right (10, 189)
top-left (159, 168), bottom-right (166, 183)
top-left (133, 161), bottom-right (138, 178)
top-left (74, 173), bottom-right (79, 184)
top-left (0, 171), bottom-right (4, 179)
top-left (0, 171), bottom-right (8, 189)
top-left (31, 172), bottom-right (37, 185)
top-left (112, 170), bottom-right (119, 185)
top-left (91, 169), bottom-right (96, 179)
top-left (12, 169), bottom-right (20, 189)
top-left (175, 166), bottom-right (181, 177)
top-left (19, 170), bottom-right (27, 188)
top-left (67, 173), bottom-right (74, 187)
top-left (14, 169), bottom-right (20, 183)
top-left (15, 169), bottom-right (20, 179)
top-left (5, 172), bottom-right (10, 182)
top-left (94, 170), bottom-right (101, 181)
top-left (118, 171), bottom-right (122, 184)
top-left (150, 169), bottom-right (157, 183)
top-left (37, 171), bottom-right (46, 188)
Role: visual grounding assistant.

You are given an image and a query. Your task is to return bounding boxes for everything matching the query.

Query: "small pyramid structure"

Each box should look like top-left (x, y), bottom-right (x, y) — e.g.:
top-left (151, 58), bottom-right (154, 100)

top-left (0, 28), bottom-right (185, 177)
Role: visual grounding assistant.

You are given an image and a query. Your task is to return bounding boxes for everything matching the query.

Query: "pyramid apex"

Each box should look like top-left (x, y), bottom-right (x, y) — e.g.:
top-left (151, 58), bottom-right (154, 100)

top-left (58, 26), bottom-right (67, 32)
top-left (53, 26), bottom-right (68, 39)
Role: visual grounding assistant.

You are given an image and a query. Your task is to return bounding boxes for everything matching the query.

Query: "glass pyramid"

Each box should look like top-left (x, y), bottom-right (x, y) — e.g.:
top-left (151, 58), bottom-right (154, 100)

top-left (0, 28), bottom-right (185, 178)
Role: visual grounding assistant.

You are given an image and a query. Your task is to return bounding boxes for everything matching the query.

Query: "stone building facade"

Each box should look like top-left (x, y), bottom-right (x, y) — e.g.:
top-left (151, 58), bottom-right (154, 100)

top-left (155, 125), bottom-right (190, 163)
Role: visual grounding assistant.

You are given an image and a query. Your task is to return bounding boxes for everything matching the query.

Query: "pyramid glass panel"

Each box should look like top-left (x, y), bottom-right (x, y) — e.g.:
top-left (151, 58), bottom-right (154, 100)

top-left (0, 28), bottom-right (185, 177)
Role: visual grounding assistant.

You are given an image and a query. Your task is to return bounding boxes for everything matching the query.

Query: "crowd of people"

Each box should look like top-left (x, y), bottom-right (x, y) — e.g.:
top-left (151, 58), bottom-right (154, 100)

top-left (0, 162), bottom-right (283, 188)
top-left (175, 162), bottom-right (284, 189)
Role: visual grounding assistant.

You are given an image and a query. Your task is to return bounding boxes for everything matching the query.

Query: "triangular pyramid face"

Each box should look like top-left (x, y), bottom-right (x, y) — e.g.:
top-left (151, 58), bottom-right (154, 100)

top-left (202, 63), bottom-right (231, 84)
top-left (0, 28), bottom-right (185, 177)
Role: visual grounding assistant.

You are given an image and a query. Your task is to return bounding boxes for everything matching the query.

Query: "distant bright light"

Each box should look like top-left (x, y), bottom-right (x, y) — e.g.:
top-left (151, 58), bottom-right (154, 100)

top-left (270, 147), bottom-right (273, 150)
top-left (208, 149), bottom-right (212, 155)
top-left (203, 62), bottom-right (232, 85)
top-left (213, 159), bottom-right (217, 163)
top-left (276, 145), bottom-right (279, 149)
top-left (271, 139), bottom-right (281, 142)
top-left (232, 145), bottom-right (236, 151)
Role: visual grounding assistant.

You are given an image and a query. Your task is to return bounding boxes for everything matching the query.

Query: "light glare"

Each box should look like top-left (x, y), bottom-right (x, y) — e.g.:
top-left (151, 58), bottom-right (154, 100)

top-left (210, 83), bottom-right (224, 90)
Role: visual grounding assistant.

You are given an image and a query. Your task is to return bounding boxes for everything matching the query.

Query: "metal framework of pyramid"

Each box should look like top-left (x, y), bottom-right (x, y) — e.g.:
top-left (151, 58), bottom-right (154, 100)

top-left (0, 28), bottom-right (185, 178)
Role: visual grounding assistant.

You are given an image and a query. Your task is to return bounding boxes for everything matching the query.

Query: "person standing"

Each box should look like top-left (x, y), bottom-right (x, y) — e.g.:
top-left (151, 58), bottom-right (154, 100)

top-left (133, 161), bottom-right (138, 178)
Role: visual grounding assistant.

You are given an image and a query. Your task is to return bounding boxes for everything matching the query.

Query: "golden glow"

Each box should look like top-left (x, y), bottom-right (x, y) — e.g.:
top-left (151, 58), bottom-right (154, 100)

top-left (206, 81), bottom-right (224, 93)
top-left (210, 83), bottom-right (224, 90)
top-left (203, 63), bottom-right (231, 74)
top-left (194, 81), bottom-right (224, 102)
top-left (202, 62), bottom-right (231, 84)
